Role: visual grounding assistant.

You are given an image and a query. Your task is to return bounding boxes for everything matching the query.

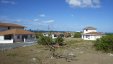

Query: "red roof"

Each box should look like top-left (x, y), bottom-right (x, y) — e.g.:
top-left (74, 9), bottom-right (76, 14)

top-left (0, 29), bottom-right (34, 35)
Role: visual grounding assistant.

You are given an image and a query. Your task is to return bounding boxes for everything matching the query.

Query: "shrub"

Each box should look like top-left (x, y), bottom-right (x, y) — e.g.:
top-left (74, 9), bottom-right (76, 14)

top-left (54, 37), bottom-right (64, 46)
top-left (94, 35), bottom-right (113, 52)
top-left (35, 33), bottom-right (43, 39)
top-left (38, 36), bottom-right (53, 45)
top-left (73, 32), bottom-right (81, 38)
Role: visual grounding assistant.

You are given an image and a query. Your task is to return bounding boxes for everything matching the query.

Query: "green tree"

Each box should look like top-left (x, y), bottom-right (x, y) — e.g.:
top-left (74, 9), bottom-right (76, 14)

top-left (35, 32), bottom-right (43, 39)
top-left (38, 36), bottom-right (53, 45)
top-left (54, 37), bottom-right (64, 46)
top-left (94, 35), bottom-right (113, 52)
top-left (73, 32), bottom-right (81, 38)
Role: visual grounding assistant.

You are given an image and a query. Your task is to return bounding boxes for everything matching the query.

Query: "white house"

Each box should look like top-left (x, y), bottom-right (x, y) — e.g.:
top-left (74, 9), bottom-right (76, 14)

top-left (0, 22), bottom-right (36, 43)
top-left (82, 27), bottom-right (103, 40)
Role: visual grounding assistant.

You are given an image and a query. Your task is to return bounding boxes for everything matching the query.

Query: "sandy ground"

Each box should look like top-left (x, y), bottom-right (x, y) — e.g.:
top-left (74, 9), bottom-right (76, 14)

top-left (0, 38), bottom-right (113, 64)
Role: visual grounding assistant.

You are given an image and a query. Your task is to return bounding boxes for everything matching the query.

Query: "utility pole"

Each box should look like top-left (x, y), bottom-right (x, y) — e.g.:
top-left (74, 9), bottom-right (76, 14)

top-left (48, 25), bottom-right (50, 32)
top-left (48, 25), bottom-right (51, 37)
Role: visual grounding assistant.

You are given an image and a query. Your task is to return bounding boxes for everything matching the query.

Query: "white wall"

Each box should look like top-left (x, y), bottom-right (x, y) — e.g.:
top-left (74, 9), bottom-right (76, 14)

top-left (82, 35), bottom-right (102, 40)
top-left (0, 36), bottom-right (4, 40)
top-left (0, 39), bottom-right (13, 43)
top-left (52, 34), bottom-right (57, 39)
top-left (83, 30), bottom-right (96, 34)
top-left (0, 36), bottom-right (13, 43)
top-left (43, 33), bottom-right (49, 37)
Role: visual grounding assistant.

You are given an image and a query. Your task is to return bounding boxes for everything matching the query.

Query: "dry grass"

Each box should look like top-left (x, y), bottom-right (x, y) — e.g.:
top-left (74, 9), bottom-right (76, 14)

top-left (0, 38), bottom-right (113, 64)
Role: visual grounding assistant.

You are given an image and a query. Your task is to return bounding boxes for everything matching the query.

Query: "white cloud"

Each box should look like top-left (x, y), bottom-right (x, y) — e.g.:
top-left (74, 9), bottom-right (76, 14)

top-left (0, 0), bottom-right (16, 5)
top-left (15, 19), bottom-right (21, 22)
top-left (32, 19), bottom-right (55, 26)
top-left (34, 19), bottom-right (39, 21)
top-left (44, 20), bottom-right (55, 23)
top-left (66, 0), bottom-right (100, 8)
top-left (46, 20), bottom-right (55, 23)
top-left (39, 14), bottom-right (46, 17)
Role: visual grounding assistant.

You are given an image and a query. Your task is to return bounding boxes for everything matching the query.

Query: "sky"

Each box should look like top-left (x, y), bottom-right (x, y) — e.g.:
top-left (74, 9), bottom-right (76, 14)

top-left (0, 0), bottom-right (113, 32)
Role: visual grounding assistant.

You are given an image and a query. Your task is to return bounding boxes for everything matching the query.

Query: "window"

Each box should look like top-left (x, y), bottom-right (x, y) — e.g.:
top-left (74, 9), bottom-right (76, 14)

top-left (54, 34), bottom-right (57, 37)
top-left (30, 35), bottom-right (32, 38)
top-left (86, 29), bottom-right (88, 31)
top-left (22, 35), bottom-right (28, 39)
top-left (86, 35), bottom-right (90, 39)
top-left (8, 27), bottom-right (10, 30)
top-left (17, 35), bottom-right (20, 39)
top-left (4, 35), bottom-right (12, 40)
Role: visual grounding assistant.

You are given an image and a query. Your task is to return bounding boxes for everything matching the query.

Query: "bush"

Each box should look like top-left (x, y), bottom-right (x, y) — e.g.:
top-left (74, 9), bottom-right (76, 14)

top-left (94, 35), bottom-right (113, 52)
top-left (38, 36), bottom-right (53, 45)
top-left (54, 37), bottom-right (64, 46)
top-left (73, 32), bottom-right (81, 38)
top-left (35, 33), bottom-right (43, 39)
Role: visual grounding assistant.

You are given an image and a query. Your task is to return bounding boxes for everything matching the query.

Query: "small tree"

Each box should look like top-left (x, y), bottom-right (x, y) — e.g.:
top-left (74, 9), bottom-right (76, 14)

top-left (55, 37), bottom-right (64, 46)
top-left (38, 36), bottom-right (53, 45)
top-left (94, 35), bottom-right (113, 52)
top-left (73, 32), bottom-right (81, 38)
top-left (35, 32), bottom-right (43, 39)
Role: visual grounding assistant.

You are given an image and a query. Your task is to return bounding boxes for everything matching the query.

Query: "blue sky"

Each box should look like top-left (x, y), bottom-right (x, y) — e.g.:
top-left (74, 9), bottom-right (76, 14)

top-left (0, 0), bottom-right (113, 32)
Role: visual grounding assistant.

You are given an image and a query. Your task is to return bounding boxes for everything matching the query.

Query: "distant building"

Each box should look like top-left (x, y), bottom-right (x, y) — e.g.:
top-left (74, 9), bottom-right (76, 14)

top-left (82, 27), bottom-right (103, 40)
top-left (0, 22), bottom-right (36, 43)
top-left (42, 32), bottom-right (64, 39)
top-left (42, 32), bottom-right (72, 39)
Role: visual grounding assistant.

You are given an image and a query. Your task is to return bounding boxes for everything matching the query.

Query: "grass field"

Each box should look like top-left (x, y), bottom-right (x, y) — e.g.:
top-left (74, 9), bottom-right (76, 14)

top-left (0, 38), bottom-right (113, 64)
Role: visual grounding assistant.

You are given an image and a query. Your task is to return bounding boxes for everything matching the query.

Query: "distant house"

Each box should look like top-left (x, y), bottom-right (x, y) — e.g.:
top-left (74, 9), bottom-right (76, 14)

top-left (43, 32), bottom-right (62, 39)
top-left (82, 27), bottom-right (103, 40)
top-left (42, 32), bottom-right (65, 39)
top-left (0, 22), bottom-right (36, 43)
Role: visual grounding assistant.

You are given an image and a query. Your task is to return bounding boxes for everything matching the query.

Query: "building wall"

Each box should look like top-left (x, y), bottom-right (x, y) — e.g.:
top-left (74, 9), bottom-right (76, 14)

top-left (0, 36), bottom-right (13, 43)
top-left (14, 34), bottom-right (35, 43)
top-left (0, 36), bottom-right (4, 40)
top-left (10, 27), bottom-right (24, 29)
top-left (43, 33), bottom-right (49, 37)
top-left (0, 39), bottom-right (13, 43)
top-left (82, 35), bottom-right (102, 40)
top-left (52, 34), bottom-right (57, 39)
top-left (14, 35), bottom-right (23, 42)
top-left (0, 27), bottom-right (8, 31)
top-left (0, 27), bottom-right (24, 31)
top-left (83, 30), bottom-right (96, 34)
top-left (0, 34), bottom-right (35, 43)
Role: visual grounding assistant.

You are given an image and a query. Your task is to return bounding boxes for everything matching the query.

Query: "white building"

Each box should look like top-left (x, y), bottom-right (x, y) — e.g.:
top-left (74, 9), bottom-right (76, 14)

top-left (82, 27), bottom-right (103, 40)
top-left (0, 22), bottom-right (35, 43)
top-left (43, 33), bottom-right (58, 39)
